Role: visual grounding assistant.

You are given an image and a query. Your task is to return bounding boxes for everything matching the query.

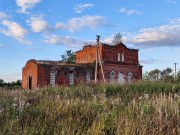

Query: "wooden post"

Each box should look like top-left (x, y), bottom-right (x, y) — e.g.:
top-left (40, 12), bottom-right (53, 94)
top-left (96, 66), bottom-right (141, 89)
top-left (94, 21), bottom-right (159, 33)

top-left (95, 35), bottom-right (105, 83)
top-left (95, 36), bottom-right (99, 83)
top-left (98, 44), bottom-right (106, 83)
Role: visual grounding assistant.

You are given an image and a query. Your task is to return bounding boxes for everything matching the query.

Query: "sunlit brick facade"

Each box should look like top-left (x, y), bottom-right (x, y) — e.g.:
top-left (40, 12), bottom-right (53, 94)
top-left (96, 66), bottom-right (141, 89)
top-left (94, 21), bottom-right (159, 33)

top-left (76, 42), bottom-right (142, 83)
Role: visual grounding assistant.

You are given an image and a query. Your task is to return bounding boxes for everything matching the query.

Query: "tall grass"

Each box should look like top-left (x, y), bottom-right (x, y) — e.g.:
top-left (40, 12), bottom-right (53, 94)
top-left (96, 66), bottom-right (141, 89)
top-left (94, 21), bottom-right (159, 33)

top-left (0, 81), bottom-right (180, 134)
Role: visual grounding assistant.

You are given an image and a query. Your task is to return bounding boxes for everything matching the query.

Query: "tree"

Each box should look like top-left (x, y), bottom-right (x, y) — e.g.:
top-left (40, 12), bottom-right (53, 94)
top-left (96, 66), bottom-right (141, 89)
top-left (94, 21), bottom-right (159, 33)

top-left (161, 67), bottom-right (172, 76)
top-left (142, 71), bottom-right (149, 80)
top-left (16, 80), bottom-right (22, 86)
top-left (177, 70), bottom-right (180, 82)
top-left (0, 79), bottom-right (4, 87)
top-left (112, 32), bottom-right (123, 45)
top-left (148, 69), bottom-right (161, 81)
top-left (60, 50), bottom-right (75, 64)
top-left (161, 67), bottom-right (173, 81)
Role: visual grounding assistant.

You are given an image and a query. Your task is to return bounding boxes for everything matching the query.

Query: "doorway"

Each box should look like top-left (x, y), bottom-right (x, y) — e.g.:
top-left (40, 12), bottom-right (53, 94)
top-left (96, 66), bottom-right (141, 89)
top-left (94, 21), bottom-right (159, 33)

top-left (28, 76), bottom-right (32, 89)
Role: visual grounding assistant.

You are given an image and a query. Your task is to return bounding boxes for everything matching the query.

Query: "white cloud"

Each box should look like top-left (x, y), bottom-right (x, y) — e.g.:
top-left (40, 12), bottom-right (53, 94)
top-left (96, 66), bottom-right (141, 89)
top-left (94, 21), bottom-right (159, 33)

top-left (0, 12), bottom-right (9, 20)
top-left (27, 16), bottom-right (48, 32)
top-left (55, 15), bottom-right (106, 32)
top-left (0, 20), bottom-right (30, 44)
top-left (16, 0), bottom-right (42, 13)
top-left (74, 4), bottom-right (94, 13)
top-left (119, 7), bottom-right (142, 15)
top-left (103, 36), bottom-right (113, 44)
top-left (44, 35), bottom-right (83, 47)
top-left (127, 18), bottom-right (180, 48)
top-left (26, 15), bottom-right (107, 33)
top-left (66, 15), bottom-right (106, 32)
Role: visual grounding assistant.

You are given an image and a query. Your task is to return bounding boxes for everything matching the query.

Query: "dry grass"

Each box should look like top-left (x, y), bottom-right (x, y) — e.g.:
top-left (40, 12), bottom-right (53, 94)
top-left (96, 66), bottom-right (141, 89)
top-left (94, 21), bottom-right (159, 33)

top-left (0, 82), bottom-right (180, 134)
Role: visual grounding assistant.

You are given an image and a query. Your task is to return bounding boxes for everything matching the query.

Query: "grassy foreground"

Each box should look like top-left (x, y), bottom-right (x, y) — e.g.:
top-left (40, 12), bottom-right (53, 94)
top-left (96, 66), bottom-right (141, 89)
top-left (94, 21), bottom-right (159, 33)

top-left (0, 81), bottom-right (180, 135)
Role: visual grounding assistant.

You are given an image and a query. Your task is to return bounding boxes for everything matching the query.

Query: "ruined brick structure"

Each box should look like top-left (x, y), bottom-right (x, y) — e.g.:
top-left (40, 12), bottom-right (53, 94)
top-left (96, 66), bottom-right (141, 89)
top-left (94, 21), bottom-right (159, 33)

top-left (22, 60), bottom-right (94, 89)
top-left (22, 42), bottom-right (142, 89)
top-left (76, 42), bottom-right (142, 83)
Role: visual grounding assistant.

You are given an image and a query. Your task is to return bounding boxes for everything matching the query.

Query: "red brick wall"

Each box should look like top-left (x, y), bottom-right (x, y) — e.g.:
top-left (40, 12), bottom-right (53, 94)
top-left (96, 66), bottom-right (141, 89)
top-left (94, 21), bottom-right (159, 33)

top-left (76, 43), bottom-right (139, 64)
top-left (22, 60), bottom-right (95, 88)
top-left (101, 43), bottom-right (139, 64)
top-left (98, 63), bottom-right (142, 82)
top-left (37, 65), bottom-right (71, 87)
top-left (76, 45), bottom-right (98, 63)
top-left (22, 60), bottom-right (38, 89)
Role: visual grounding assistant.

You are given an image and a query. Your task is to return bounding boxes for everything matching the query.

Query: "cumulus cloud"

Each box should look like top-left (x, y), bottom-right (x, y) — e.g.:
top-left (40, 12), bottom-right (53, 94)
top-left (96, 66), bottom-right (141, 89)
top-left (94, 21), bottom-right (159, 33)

top-left (55, 15), bottom-right (106, 32)
top-left (74, 4), bottom-right (94, 13)
top-left (16, 0), bottom-right (42, 13)
top-left (119, 7), bottom-right (142, 15)
top-left (0, 20), bottom-right (30, 44)
top-left (0, 12), bottom-right (9, 20)
top-left (27, 16), bottom-right (48, 32)
top-left (44, 35), bottom-right (83, 47)
top-left (26, 15), bottom-right (106, 34)
top-left (126, 18), bottom-right (180, 48)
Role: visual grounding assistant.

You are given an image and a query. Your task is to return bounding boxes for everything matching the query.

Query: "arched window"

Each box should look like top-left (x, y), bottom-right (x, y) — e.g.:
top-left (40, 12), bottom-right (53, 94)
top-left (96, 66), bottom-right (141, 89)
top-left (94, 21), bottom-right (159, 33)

top-left (50, 68), bottom-right (56, 86)
top-left (69, 71), bottom-right (75, 85)
top-left (110, 71), bottom-right (116, 83)
top-left (127, 72), bottom-right (133, 83)
top-left (118, 53), bottom-right (121, 61)
top-left (122, 52), bottom-right (124, 62)
top-left (86, 71), bottom-right (91, 83)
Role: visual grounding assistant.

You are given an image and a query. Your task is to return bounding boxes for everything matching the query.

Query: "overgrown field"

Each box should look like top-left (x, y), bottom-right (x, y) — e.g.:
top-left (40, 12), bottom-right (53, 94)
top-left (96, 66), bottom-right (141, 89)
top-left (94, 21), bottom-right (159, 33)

top-left (0, 81), bottom-right (180, 135)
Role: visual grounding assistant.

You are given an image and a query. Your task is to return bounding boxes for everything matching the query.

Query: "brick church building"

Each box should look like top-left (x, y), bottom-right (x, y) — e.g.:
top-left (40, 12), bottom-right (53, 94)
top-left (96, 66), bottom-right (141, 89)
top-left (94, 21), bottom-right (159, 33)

top-left (22, 42), bottom-right (142, 89)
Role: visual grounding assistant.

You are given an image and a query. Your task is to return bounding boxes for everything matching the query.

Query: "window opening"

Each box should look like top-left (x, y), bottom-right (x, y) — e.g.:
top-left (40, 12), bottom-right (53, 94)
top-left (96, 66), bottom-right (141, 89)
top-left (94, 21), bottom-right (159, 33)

top-left (110, 71), bottom-right (116, 83)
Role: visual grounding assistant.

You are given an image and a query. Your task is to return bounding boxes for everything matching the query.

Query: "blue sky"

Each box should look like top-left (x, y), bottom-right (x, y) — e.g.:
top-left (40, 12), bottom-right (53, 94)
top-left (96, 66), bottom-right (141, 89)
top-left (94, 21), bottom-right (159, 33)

top-left (0, 0), bottom-right (180, 82)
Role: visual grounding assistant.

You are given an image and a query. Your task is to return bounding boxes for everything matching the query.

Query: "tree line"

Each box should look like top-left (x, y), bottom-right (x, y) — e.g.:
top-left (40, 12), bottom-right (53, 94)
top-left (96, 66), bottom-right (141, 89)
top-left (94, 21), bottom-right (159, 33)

top-left (143, 67), bottom-right (180, 82)
top-left (0, 79), bottom-right (21, 88)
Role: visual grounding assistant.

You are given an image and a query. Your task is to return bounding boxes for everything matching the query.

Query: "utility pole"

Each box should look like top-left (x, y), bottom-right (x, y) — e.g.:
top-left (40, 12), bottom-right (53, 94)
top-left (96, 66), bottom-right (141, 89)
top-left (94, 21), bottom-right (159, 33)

top-left (174, 63), bottom-right (177, 79)
top-left (95, 36), bottom-right (99, 83)
top-left (95, 35), bottom-right (105, 83)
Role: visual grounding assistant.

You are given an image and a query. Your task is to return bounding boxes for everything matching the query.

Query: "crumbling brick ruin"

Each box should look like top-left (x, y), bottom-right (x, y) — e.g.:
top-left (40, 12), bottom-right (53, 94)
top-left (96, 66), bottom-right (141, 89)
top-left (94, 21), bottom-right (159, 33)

top-left (22, 42), bottom-right (142, 89)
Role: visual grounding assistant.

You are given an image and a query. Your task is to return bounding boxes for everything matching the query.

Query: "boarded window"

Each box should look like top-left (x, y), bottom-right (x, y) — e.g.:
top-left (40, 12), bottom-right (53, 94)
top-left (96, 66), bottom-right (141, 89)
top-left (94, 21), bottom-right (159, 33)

top-left (86, 71), bottom-right (91, 83)
top-left (50, 69), bottom-right (56, 86)
top-left (69, 71), bottom-right (75, 85)
top-left (127, 72), bottom-right (132, 83)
